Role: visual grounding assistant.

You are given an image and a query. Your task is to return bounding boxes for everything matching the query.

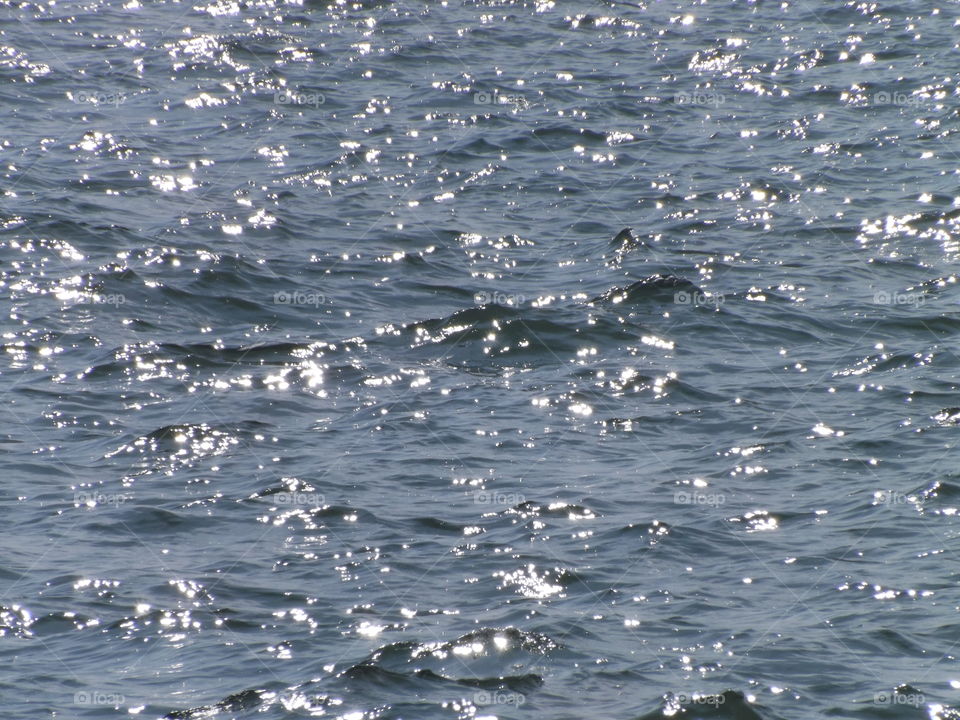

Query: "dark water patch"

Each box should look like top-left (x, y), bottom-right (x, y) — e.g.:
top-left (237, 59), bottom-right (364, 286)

top-left (165, 688), bottom-right (268, 719)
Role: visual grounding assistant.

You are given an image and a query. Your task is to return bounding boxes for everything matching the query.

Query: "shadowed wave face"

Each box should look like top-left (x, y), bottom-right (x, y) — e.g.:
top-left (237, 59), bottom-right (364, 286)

top-left (2, 1), bottom-right (960, 718)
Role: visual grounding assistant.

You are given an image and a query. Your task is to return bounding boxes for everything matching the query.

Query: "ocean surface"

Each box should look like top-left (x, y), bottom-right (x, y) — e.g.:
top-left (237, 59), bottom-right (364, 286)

top-left (2, 0), bottom-right (960, 718)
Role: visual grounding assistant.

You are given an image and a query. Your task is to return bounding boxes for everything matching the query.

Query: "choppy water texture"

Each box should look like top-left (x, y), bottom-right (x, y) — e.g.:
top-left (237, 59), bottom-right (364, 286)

top-left (3, 0), bottom-right (960, 718)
